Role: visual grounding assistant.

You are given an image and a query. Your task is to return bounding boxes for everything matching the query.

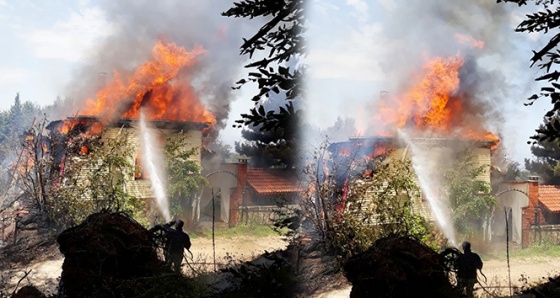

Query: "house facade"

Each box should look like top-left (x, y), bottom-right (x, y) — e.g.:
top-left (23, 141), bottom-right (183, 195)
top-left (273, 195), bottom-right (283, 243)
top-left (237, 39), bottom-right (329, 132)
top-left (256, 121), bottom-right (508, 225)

top-left (327, 137), bottom-right (495, 226)
top-left (48, 117), bottom-right (207, 218)
top-left (200, 158), bottom-right (302, 226)
top-left (490, 178), bottom-right (560, 248)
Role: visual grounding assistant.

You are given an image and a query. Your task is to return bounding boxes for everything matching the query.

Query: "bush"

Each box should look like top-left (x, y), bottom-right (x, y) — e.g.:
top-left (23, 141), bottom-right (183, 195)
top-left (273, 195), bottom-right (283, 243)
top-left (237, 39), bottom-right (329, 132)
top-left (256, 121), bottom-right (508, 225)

top-left (327, 159), bottom-right (435, 257)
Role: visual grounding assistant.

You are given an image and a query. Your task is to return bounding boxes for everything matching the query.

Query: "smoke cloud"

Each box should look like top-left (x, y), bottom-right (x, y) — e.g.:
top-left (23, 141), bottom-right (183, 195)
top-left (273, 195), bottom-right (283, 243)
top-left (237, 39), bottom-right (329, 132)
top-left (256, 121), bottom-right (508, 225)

top-left (61, 0), bottom-right (259, 141)
top-left (380, 0), bottom-right (520, 77)
top-left (363, 0), bottom-right (538, 153)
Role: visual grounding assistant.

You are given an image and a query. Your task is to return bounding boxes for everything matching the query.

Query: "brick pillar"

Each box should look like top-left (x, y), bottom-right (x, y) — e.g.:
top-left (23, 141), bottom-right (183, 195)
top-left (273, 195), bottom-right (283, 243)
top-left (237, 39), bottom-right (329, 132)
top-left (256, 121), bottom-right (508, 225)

top-left (528, 180), bottom-right (539, 207)
top-left (522, 180), bottom-right (543, 248)
top-left (522, 207), bottom-right (533, 248)
top-left (229, 159), bottom-right (248, 226)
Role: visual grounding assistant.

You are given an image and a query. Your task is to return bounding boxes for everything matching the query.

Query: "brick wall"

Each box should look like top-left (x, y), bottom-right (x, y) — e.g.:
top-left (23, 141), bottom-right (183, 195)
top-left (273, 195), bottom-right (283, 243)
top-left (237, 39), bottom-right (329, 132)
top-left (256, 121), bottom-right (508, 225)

top-left (522, 180), bottom-right (547, 247)
top-left (228, 161), bottom-right (247, 226)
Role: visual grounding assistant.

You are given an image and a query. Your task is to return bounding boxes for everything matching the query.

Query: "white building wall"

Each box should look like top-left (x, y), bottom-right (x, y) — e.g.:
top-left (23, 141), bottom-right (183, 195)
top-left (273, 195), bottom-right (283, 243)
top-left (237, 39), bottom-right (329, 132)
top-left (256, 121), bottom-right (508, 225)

top-left (492, 182), bottom-right (530, 244)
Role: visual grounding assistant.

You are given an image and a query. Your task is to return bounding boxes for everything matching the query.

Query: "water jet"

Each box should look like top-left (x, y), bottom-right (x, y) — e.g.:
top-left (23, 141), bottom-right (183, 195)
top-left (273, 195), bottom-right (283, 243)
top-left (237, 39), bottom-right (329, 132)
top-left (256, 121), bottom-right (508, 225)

top-left (139, 110), bottom-right (171, 221)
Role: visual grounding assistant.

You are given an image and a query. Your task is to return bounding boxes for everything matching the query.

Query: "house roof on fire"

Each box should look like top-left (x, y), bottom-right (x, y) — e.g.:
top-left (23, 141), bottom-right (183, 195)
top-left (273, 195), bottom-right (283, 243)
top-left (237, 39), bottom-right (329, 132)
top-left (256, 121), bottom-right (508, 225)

top-left (47, 116), bottom-right (211, 133)
top-left (327, 136), bottom-right (499, 155)
top-left (246, 168), bottom-right (303, 195)
top-left (538, 185), bottom-right (560, 213)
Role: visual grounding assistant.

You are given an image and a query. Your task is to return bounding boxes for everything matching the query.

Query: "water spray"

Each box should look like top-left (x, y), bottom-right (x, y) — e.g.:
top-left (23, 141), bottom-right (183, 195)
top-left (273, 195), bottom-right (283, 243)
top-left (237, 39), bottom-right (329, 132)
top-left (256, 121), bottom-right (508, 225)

top-left (398, 130), bottom-right (457, 248)
top-left (139, 110), bottom-right (171, 222)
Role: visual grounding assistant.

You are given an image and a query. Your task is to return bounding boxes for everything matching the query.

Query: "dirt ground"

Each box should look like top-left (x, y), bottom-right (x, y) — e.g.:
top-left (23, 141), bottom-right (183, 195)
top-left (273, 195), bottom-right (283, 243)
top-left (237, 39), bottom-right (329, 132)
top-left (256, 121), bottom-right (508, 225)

top-left (479, 256), bottom-right (560, 297)
top-left (187, 235), bottom-right (289, 272)
top-left (4, 235), bottom-right (560, 298)
top-left (312, 255), bottom-right (560, 298)
top-left (1, 234), bottom-right (289, 296)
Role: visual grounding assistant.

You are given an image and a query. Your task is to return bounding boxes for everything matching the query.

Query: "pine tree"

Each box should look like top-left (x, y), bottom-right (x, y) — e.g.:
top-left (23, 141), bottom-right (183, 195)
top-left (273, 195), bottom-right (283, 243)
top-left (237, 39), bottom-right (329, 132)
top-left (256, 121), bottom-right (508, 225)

top-left (525, 128), bottom-right (560, 184)
top-left (235, 101), bottom-right (300, 168)
top-left (498, 0), bottom-right (560, 141)
top-left (223, 0), bottom-right (305, 169)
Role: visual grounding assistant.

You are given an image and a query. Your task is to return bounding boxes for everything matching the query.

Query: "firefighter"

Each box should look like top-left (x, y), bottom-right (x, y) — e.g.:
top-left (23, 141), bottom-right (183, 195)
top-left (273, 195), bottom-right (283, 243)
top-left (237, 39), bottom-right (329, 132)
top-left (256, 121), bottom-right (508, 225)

top-left (456, 241), bottom-right (483, 297)
top-left (162, 220), bottom-right (191, 273)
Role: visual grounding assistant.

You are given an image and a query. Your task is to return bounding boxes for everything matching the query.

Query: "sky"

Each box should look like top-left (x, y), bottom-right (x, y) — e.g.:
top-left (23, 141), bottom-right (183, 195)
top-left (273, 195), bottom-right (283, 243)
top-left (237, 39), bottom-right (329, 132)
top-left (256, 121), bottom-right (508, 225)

top-left (0, 1), bottom-right (105, 106)
top-left (0, 0), bottom-right (554, 165)
top-left (306, 0), bottom-right (552, 165)
top-left (0, 0), bottom-right (255, 147)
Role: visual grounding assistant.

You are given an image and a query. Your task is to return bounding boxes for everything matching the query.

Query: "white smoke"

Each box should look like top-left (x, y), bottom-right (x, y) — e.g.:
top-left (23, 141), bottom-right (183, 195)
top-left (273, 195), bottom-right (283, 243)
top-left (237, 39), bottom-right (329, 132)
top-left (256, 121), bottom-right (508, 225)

top-left (359, 0), bottom-right (542, 160)
top-left (306, 0), bottom-right (545, 162)
top-left (62, 0), bottom-right (262, 139)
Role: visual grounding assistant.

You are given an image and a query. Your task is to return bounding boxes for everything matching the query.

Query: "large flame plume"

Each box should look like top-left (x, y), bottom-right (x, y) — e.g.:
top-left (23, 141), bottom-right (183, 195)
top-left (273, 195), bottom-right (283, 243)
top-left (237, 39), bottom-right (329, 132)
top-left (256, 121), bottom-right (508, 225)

top-left (80, 40), bottom-right (216, 126)
top-left (374, 54), bottom-right (499, 147)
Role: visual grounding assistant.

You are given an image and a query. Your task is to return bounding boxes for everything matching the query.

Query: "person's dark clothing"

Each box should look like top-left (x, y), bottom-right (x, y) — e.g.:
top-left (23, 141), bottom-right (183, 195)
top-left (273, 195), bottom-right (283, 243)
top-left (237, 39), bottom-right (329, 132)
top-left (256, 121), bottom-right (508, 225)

top-left (456, 251), bottom-right (483, 279)
top-left (162, 223), bottom-right (191, 273)
top-left (456, 251), bottom-right (482, 297)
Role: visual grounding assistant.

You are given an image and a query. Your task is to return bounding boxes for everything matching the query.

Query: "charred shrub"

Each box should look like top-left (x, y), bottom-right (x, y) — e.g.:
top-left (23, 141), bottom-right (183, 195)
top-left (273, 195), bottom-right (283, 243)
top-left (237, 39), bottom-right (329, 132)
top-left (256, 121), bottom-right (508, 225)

top-left (220, 252), bottom-right (298, 298)
top-left (343, 236), bottom-right (455, 298)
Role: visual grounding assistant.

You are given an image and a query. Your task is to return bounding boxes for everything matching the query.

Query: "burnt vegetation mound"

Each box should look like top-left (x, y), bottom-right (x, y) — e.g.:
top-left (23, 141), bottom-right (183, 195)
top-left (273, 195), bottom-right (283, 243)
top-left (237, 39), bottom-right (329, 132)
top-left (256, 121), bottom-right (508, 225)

top-left (216, 247), bottom-right (299, 298)
top-left (56, 212), bottom-right (200, 297)
top-left (343, 235), bottom-right (455, 298)
top-left (520, 275), bottom-right (560, 298)
top-left (12, 285), bottom-right (47, 298)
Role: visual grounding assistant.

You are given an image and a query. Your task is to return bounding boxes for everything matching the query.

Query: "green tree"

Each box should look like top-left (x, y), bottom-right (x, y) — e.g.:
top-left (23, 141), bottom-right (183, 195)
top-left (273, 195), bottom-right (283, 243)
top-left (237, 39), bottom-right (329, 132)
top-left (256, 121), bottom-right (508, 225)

top-left (9, 92), bottom-right (23, 129)
top-left (0, 94), bottom-right (24, 161)
top-left (504, 160), bottom-right (530, 181)
top-left (525, 131), bottom-right (560, 184)
top-left (235, 101), bottom-right (301, 168)
top-left (222, 0), bottom-right (304, 106)
top-left (330, 159), bottom-right (431, 256)
top-left (223, 0), bottom-right (305, 168)
top-left (0, 96), bottom-right (43, 202)
top-left (443, 151), bottom-right (496, 238)
top-left (324, 117), bottom-right (358, 143)
top-left (164, 135), bottom-right (208, 225)
top-left (302, 140), bottom-right (432, 257)
top-left (203, 137), bottom-right (233, 162)
top-left (0, 94), bottom-right (42, 163)
top-left (50, 129), bottom-right (144, 227)
top-left (0, 111), bottom-right (8, 144)
top-left (21, 101), bottom-right (40, 127)
top-left (498, 0), bottom-right (560, 141)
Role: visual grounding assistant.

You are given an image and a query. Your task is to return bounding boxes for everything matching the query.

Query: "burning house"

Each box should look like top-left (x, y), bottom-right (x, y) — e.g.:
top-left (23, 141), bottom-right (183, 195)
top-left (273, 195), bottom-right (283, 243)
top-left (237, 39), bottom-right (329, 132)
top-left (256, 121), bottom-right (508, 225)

top-left (43, 40), bottom-right (218, 221)
top-left (325, 55), bottom-right (501, 197)
top-left (320, 53), bottom-right (507, 244)
top-left (327, 136), bottom-right (498, 222)
top-left (47, 116), bottom-right (208, 198)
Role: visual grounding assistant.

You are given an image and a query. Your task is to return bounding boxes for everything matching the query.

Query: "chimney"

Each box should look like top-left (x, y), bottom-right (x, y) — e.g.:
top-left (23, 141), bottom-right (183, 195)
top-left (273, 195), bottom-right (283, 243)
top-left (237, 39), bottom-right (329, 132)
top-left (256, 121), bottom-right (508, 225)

top-left (527, 175), bottom-right (540, 208)
top-left (229, 156), bottom-right (249, 227)
top-left (528, 176), bottom-right (539, 183)
top-left (237, 158), bottom-right (248, 187)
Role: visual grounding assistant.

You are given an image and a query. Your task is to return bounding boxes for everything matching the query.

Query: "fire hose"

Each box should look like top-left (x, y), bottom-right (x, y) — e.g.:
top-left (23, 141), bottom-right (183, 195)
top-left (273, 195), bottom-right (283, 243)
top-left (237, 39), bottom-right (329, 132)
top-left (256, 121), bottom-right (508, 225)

top-left (182, 250), bottom-right (201, 275)
top-left (474, 269), bottom-right (504, 298)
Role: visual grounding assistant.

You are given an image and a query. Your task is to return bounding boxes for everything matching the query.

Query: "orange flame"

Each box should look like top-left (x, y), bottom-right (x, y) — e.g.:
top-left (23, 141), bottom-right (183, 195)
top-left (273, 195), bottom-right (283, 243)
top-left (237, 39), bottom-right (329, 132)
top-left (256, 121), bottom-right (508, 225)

top-left (375, 54), bottom-right (499, 147)
top-left (58, 119), bottom-right (104, 137)
top-left (80, 146), bottom-right (89, 155)
top-left (80, 40), bottom-right (216, 127)
top-left (467, 130), bottom-right (501, 150)
top-left (377, 55), bottom-right (463, 132)
top-left (454, 33), bottom-right (485, 49)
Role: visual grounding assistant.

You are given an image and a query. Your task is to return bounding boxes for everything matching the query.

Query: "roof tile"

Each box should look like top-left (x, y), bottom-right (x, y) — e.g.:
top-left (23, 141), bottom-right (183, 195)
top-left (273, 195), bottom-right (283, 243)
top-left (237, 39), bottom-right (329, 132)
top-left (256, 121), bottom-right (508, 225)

top-left (538, 185), bottom-right (560, 213)
top-left (246, 168), bottom-right (303, 194)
